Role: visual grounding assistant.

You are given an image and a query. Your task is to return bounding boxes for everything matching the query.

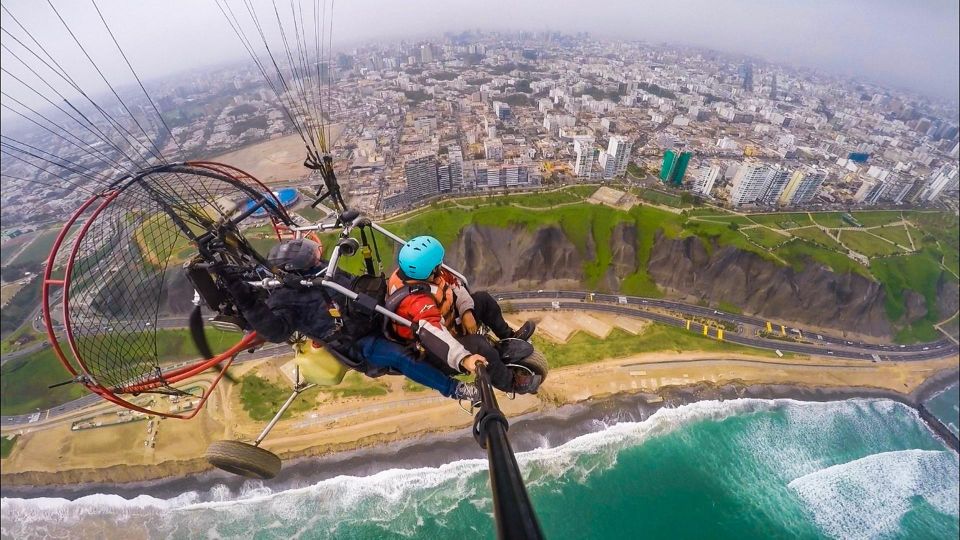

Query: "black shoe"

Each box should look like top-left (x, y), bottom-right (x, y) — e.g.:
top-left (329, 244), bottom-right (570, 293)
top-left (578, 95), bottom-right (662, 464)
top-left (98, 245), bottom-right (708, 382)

top-left (512, 371), bottom-right (543, 394)
top-left (512, 321), bottom-right (536, 341)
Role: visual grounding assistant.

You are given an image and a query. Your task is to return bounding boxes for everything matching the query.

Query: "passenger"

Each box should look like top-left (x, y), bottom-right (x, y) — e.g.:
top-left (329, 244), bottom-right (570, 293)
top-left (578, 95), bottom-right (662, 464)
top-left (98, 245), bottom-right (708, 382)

top-left (385, 235), bottom-right (540, 394)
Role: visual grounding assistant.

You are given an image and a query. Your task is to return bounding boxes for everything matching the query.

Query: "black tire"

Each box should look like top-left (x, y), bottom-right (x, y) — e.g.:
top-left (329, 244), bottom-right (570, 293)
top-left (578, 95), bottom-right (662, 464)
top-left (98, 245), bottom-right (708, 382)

top-left (205, 440), bottom-right (281, 479)
top-left (513, 349), bottom-right (549, 382)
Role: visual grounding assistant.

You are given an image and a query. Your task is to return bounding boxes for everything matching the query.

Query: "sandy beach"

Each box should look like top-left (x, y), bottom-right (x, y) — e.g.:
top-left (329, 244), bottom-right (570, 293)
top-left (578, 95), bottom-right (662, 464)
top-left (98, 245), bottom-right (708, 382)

top-left (1, 311), bottom-right (958, 494)
top-left (207, 126), bottom-right (344, 183)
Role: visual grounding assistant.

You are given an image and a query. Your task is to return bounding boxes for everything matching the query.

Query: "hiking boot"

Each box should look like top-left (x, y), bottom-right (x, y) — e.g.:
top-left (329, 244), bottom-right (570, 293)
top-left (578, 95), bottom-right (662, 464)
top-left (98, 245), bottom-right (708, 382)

top-left (512, 320), bottom-right (537, 341)
top-left (453, 381), bottom-right (480, 403)
top-left (512, 371), bottom-right (543, 394)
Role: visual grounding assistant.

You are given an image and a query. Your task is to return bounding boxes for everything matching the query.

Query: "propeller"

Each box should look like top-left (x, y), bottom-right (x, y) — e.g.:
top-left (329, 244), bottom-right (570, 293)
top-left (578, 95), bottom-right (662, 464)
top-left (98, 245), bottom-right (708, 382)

top-left (190, 291), bottom-right (240, 384)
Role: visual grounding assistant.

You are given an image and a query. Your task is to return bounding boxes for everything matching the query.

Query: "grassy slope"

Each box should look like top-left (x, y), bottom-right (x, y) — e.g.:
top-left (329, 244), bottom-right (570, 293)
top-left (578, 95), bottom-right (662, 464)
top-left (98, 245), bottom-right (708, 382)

top-left (240, 371), bottom-right (387, 421)
top-left (0, 435), bottom-right (17, 459)
top-left (533, 324), bottom-right (788, 368)
top-left (0, 327), bottom-right (240, 415)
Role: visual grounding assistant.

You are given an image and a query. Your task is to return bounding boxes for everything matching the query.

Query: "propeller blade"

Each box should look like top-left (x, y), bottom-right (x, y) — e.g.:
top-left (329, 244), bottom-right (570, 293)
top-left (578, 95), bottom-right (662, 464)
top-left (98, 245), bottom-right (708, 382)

top-left (189, 304), bottom-right (215, 359)
top-left (190, 304), bottom-right (241, 384)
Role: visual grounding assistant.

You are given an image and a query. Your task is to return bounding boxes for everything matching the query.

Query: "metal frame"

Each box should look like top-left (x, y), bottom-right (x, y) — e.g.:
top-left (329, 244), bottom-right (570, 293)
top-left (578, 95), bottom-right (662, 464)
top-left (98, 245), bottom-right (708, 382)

top-left (42, 162), bottom-right (280, 419)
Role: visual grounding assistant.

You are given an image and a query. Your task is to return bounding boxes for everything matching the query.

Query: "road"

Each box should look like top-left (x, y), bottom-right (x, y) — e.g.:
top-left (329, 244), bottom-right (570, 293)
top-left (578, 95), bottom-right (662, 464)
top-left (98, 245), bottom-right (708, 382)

top-left (494, 290), bottom-right (957, 355)
top-left (2, 290), bottom-right (957, 427)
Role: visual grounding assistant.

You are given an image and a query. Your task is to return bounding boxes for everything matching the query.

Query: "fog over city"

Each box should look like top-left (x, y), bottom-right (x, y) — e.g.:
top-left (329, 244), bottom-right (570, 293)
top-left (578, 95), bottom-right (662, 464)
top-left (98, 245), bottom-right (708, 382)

top-left (1, 0), bottom-right (958, 102)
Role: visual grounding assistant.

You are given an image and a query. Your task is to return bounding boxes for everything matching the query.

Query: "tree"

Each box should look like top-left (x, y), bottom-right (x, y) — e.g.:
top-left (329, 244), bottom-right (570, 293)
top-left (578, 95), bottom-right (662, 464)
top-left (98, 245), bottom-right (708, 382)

top-left (727, 222), bottom-right (740, 231)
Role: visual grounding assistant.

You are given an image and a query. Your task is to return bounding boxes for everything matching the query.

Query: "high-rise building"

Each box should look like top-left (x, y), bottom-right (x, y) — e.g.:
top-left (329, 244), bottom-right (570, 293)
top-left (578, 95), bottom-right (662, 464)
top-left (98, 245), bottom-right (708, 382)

top-left (779, 167), bottom-right (826, 206)
top-left (759, 165), bottom-right (792, 204)
top-left (693, 164), bottom-right (721, 197)
top-left (573, 137), bottom-right (597, 179)
top-left (606, 136), bottom-right (632, 178)
top-left (878, 176), bottom-right (914, 204)
top-left (660, 149), bottom-right (692, 186)
top-left (740, 62), bottom-right (753, 92)
top-left (493, 101), bottom-right (512, 121)
top-left (920, 166), bottom-right (959, 202)
top-left (447, 146), bottom-right (464, 192)
top-left (404, 151), bottom-right (439, 201)
top-left (853, 179), bottom-right (884, 205)
top-left (729, 161), bottom-right (771, 206)
top-left (484, 138), bottom-right (504, 161)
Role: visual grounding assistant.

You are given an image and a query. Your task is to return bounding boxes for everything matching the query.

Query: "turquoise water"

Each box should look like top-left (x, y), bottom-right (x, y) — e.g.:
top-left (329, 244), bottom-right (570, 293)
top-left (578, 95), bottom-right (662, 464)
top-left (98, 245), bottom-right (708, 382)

top-left (2, 399), bottom-right (958, 539)
top-left (925, 382), bottom-right (960, 438)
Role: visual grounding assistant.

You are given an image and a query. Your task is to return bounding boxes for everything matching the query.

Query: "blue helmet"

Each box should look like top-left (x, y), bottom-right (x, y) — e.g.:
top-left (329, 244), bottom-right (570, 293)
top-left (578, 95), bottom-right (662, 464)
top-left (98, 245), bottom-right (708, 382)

top-left (398, 236), bottom-right (445, 280)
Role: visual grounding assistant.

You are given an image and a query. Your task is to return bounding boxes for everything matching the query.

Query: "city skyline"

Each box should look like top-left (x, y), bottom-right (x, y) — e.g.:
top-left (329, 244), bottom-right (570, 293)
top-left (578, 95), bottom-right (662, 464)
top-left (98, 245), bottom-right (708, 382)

top-left (0, 0), bottom-right (957, 107)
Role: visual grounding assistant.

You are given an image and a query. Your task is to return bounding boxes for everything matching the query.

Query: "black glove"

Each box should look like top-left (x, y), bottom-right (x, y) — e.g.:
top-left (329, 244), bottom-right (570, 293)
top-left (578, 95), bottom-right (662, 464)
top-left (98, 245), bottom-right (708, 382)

top-left (282, 273), bottom-right (309, 290)
top-left (215, 265), bottom-right (257, 309)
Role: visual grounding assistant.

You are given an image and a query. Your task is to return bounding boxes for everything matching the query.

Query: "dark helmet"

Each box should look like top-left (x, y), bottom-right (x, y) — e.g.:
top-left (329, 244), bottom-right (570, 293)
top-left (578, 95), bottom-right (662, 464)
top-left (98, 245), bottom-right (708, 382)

top-left (267, 238), bottom-right (323, 273)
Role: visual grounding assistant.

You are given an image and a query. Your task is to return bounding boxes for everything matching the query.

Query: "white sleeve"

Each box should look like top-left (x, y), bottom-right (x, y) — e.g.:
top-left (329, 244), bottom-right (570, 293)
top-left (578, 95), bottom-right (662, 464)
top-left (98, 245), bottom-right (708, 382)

top-left (452, 284), bottom-right (475, 314)
top-left (416, 321), bottom-right (471, 372)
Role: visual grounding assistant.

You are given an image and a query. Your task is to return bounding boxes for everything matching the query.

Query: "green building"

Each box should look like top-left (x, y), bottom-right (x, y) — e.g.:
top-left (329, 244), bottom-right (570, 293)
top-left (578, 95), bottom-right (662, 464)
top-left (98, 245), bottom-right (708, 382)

top-left (659, 150), bottom-right (692, 186)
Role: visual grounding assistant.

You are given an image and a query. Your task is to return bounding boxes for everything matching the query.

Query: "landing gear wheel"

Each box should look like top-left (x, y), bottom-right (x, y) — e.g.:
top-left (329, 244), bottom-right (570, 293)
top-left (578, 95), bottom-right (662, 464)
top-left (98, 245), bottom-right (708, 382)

top-left (509, 349), bottom-right (549, 390)
top-left (205, 440), bottom-right (281, 479)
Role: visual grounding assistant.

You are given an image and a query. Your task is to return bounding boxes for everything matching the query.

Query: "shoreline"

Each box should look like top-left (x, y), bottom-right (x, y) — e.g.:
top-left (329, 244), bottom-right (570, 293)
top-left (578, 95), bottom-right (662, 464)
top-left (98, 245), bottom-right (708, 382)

top-left (3, 371), bottom-right (957, 501)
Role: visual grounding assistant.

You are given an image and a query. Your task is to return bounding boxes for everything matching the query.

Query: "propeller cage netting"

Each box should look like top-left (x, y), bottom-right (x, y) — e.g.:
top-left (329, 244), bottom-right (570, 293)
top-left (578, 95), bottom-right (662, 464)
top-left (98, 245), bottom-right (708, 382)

top-left (44, 162), bottom-right (284, 408)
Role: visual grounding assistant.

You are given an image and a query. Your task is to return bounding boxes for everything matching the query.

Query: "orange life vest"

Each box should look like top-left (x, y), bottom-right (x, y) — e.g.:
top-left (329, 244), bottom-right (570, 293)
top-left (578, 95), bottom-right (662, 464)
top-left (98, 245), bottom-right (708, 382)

top-left (387, 269), bottom-right (456, 332)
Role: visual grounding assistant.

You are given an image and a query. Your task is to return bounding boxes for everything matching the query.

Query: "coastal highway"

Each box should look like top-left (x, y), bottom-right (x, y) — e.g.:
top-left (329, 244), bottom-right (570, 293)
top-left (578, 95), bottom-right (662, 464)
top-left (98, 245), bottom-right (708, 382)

top-left (3, 290), bottom-right (957, 427)
top-left (493, 290), bottom-right (957, 354)
top-left (502, 299), bottom-right (958, 361)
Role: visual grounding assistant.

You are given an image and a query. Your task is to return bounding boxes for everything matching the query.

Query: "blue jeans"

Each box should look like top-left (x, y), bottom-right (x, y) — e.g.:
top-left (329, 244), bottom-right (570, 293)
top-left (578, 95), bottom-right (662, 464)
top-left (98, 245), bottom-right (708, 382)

top-left (356, 335), bottom-right (457, 397)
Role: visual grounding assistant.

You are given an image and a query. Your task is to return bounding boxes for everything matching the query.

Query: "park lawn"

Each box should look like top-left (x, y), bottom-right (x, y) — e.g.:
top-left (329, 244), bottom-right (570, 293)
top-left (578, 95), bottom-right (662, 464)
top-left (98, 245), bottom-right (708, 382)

top-left (0, 327), bottom-right (239, 415)
top-left (0, 347), bottom-right (85, 415)
top-left (687, 214), bottom-right (754, 225)
top-left (790, 226), bottom-right (845, 251)
top-left (746, 213), bottom-right (814, 229)
top-left (532, 324), bottom-right (786, 369)
top-left (633, 188), bottom-right (687, 208)
top-left (741, 226), bottom-right (791, 249)
top-left (839, 230), bottom-right (904, 257)
top-left (810, 212), bottom-right (849, 228)
top-left (403, 379), bottom-right (429, 393)
top-left (868, 225), bottom-right (913, 249)
top-left (775, 239), bottom-right (871, 278)
top-left (0, 435), bottom-right (17, 459)
top-left (0, 232), bottom-right (39, 266)
top-left (239, 373), bottom-right (322, 421)
top-left (322, 371), bottom-right (390, 399)
top-left (686, 207), bottom-right (738, 217)
top-left (851, 211), bottom-right (904, 227)
top-left (295, 205), bottom-right (329, 222)
top-left (5, 228), bottom-right (61, 267)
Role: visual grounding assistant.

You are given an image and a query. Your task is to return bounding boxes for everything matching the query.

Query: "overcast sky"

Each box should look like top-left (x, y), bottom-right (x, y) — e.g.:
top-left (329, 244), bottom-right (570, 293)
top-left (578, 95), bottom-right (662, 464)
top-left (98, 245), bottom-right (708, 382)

top-left (1, 0), bottom-right (958, 103)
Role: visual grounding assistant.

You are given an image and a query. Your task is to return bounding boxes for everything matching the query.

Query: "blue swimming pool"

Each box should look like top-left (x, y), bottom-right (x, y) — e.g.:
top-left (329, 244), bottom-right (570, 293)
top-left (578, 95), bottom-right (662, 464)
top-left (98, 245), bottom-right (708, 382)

top-left (245, 187), bottom-right (299, 217)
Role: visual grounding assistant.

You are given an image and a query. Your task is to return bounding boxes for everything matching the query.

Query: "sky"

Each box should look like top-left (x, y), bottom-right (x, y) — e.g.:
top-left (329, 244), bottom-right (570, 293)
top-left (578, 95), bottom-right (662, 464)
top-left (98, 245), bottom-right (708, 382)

top-left (0, 0), bottom-right (958, 103)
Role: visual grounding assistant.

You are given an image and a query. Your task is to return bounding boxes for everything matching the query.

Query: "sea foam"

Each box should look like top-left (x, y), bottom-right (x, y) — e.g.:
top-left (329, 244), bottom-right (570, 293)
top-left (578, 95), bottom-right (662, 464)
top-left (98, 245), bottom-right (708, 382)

top-left (789, 449), bottom-right (960, 539)
top-left (1, 398), bottom-right (954, 539)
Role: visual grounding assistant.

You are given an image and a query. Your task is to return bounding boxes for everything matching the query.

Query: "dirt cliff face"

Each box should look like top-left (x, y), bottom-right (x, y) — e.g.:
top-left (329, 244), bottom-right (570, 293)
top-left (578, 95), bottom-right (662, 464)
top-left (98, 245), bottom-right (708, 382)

top-left (646, 233), bottom-right (898, 337)
top-left (447, 224), bottom-right (586, 290)
top-left (443, 223), bottom-right (948, 339)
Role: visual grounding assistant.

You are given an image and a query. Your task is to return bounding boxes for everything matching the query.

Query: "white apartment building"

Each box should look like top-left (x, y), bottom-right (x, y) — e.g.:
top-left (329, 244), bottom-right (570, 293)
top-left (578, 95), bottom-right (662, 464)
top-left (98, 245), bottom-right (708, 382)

top-left (573, 137), bottom-right (597, 179)
top-left (693, 164), bottom-right (721, 197)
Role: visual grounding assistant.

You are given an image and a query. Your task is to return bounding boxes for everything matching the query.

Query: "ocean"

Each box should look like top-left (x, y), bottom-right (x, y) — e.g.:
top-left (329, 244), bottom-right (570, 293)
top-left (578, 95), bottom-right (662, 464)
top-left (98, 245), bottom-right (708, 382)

top-left (2, 398), bottom-right (958, 539)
